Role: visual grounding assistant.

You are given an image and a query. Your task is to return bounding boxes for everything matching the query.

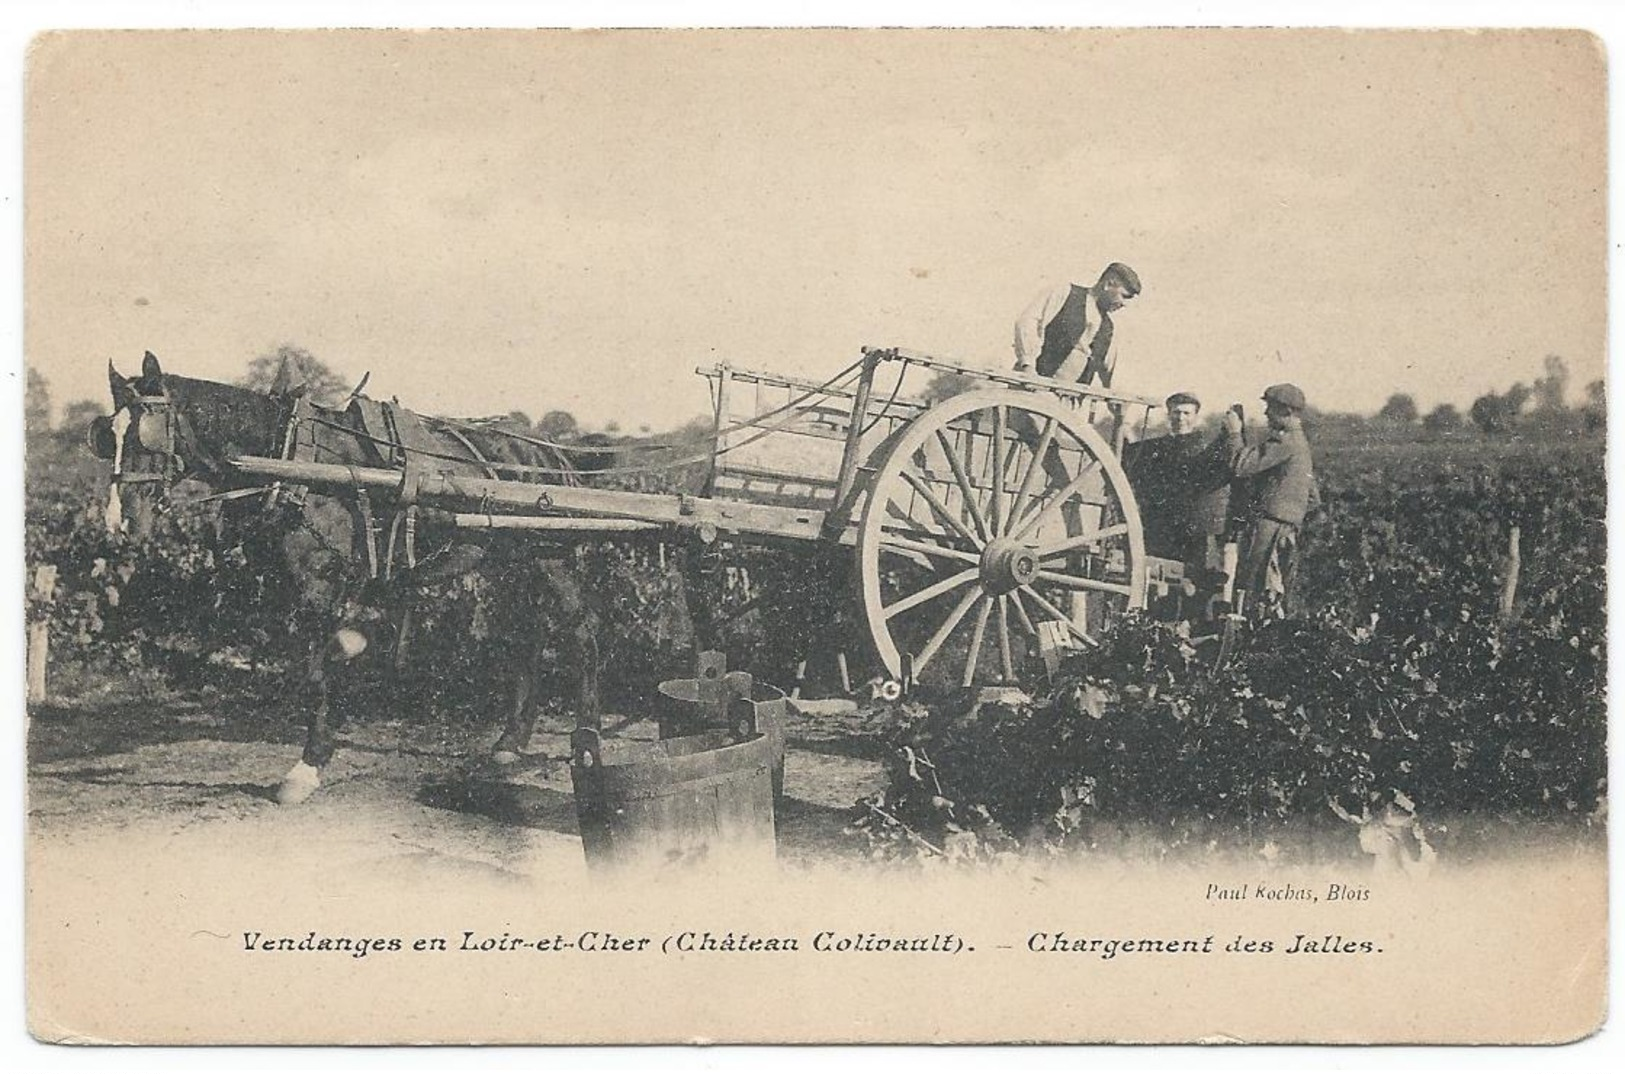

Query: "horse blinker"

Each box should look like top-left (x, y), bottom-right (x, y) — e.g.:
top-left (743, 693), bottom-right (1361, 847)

top-left (86, 415), bottom-right (117, 459)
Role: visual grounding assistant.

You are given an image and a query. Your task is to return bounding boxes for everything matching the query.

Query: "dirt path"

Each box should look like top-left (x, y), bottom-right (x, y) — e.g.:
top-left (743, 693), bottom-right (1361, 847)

top-left (26, 682), bottom-right (890, 880)
top-left (26, 675), bottom-right (1605, 879)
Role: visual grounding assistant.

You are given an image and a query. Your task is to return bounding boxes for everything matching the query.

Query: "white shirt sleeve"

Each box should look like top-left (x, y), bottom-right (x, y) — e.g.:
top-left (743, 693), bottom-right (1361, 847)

top-left (1012, 283), bottom-right (1074, 370)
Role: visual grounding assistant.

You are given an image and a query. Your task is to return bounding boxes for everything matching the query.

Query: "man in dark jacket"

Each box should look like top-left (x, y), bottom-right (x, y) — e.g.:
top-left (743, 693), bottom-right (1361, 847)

top-left (1125, 392), bottom-right (1232, 578)
top-left (1222, 383), bottom-right (1319, 618)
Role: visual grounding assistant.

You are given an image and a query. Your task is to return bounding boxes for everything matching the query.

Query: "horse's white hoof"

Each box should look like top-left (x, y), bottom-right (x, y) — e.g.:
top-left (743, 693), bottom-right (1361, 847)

top-left (277, 762), bottom-right (322, 805)
top-left (330, 628), bottom-right (368, 661)
top-left (490, 750), bottom-right (521, 767)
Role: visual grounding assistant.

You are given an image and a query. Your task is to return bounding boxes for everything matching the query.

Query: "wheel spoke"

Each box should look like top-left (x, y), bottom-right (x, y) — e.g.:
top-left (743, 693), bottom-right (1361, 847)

top-left (884, 500), bottom-right (954, 543)
top-left (997, 595), bottom-right (1014, 680)
top-left (990, 405), bottom-right (1007, 535)
top-left (933, 427), bottom-right (990, 542)
top-left (883, 567), bottom-right (979, 621)
top-left (1010, 460), bottom-right (1102, 543)
top-left (880, 533), bottom-right (982, 566)
top-left (899, 470), bottom-right (983, 548)
top-left (1008, 416), bottom-right (1059, 531)
top-left (879, 514), bottom-right (966, 570)
top-left (1034, 570), bottom-right (1135, 596)
top-left (1008, 588), bottom-right (1039, 637)
top-left (1037, 523), bottom-right (1129, 558)
top-left (913, 586), bottom-right (982, 675)
top-left (1019, 584), bottom-right (1100, 647)
top-left (962, 597), bottom-right (993, 686)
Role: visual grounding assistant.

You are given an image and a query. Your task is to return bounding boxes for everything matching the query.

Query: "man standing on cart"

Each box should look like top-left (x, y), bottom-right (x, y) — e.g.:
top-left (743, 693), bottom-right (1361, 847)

top-left (1009, 261), bottom-right (1142, 491)
top-left (1009, 262), bottom-right (1141, 636)
top-left (1012, 262), bottom-right (1141, 387)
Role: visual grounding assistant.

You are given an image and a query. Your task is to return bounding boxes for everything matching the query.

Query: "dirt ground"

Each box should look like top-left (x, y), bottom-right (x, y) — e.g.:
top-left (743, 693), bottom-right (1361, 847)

top-left (25, 671), bottom-right (892, 881)
top-left (28, 667), bottom-right (1609, 881)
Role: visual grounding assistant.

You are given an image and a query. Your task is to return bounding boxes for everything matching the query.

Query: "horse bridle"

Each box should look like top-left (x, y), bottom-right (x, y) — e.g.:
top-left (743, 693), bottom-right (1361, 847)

top-left (91, 384), bottom-right (310, 513)
top-left (88, 384), bottom-right (214, 495)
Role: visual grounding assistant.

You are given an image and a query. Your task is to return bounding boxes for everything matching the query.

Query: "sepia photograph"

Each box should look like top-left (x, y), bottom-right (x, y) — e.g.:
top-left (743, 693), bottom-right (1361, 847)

top-left (18, 23), bottom-right (1609, 1046)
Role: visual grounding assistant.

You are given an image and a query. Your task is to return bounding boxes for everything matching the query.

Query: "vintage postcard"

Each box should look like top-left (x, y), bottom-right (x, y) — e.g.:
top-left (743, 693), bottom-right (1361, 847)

top-left (20, 27), bottom-right (1607, 1044)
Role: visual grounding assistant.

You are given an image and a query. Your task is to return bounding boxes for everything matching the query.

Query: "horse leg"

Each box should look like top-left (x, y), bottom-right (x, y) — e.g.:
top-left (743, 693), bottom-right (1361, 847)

top-left (489, 566), bottom-right (601, 763)
top-left (277, 625), bottom-right (370, 805)
top-left (490, 632), bottom-right (545, 766)
top-left (550, 563), bottom-right (602, 728)
top-left (391, 602), bottom-right (415, 673)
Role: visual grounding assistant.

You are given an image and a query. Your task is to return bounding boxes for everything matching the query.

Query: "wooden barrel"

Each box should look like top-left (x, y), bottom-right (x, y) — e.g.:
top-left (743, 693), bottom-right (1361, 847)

top-left (570, 726), bottom-right (777, 874)
top-left (657, 675), bottom-right (788, 803)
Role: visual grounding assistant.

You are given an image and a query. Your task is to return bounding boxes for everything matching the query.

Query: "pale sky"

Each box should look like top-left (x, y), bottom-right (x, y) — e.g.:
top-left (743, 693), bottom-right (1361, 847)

top-left (25, 29), bottom-right (1607, 430)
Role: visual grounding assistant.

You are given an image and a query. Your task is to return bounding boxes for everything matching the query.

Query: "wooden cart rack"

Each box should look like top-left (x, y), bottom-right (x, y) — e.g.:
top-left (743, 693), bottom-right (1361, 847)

top-left (234, 346), bottom-right (1177, 689)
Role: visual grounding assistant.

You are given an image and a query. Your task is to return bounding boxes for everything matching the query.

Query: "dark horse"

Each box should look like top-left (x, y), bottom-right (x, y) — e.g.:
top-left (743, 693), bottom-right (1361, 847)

top-left (95, 351), bottom-right (606, 805)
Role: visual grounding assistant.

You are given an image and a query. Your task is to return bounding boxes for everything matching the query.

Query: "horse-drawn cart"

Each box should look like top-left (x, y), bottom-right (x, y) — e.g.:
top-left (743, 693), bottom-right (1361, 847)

top-left (233, 346), bottom-right (1172, 689)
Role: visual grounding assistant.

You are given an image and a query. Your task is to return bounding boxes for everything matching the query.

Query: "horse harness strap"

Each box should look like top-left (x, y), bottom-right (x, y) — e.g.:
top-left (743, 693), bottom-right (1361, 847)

top-left (351, 472), bottom-right (381, 580)
top-left (350, 396), bottom-right (402, 468)
top-left (347, 397), bottom-right (452, 579)
top-left (435, 422), bottom-right (502, 482)
top-left (343, 396), bottom-right (531, 580)
top-left (386, 402), bottom-right (439, 578)
top-left (267, 394), bottom-right (315, 511)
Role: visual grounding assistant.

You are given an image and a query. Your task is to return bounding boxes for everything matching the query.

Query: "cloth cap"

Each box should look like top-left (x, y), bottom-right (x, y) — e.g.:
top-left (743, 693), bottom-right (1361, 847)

top-left (1103, 262), bottom-right (1142, 295)
top-left (1263, 383), bottom-right (1307, 411)
top-left (1165, 392), bottom-right (1201, 410)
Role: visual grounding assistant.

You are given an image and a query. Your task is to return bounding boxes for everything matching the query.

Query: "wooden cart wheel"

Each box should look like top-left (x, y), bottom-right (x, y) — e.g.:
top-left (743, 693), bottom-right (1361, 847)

top-left (857, 389), bottom-right (1146, 687)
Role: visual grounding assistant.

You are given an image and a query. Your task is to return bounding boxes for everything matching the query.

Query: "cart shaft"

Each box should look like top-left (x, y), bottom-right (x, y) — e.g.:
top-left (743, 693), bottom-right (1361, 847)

top-left (231, 455), bottom-right (844, 545)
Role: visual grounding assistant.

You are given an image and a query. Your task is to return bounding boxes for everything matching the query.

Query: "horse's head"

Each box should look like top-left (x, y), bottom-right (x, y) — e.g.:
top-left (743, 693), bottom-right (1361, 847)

top-left (89, 351), bottom-right (291, 540)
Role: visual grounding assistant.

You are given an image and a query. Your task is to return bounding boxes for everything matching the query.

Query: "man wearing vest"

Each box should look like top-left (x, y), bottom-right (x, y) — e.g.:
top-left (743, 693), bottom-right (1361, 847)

top-left (1012, 262), bottom-right (1141, 386)
top-left (1010, 262), bottom-right (1142, 539)
top-left (1222, 383), bottom-right (1319, 619)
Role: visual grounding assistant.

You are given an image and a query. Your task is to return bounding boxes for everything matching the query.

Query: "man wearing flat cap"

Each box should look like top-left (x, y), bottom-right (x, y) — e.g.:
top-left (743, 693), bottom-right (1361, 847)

top-left (1125, 392), bottom-right (1233, 609)
top-left (1223, 383), bottom-right (1319, 618)
top-left (1013, 262), bottom-right (1141, 388)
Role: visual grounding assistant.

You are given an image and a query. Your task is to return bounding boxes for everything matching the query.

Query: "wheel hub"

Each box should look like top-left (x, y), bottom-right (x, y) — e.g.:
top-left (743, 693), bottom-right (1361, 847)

top-left (980, 537), bottom-right (1039, 593)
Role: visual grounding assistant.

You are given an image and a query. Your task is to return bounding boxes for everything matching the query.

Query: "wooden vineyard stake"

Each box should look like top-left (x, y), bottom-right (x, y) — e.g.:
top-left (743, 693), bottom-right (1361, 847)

top-left (28, 564), bottom-right (58, 703)
top-left (1499, 526), bottom-right (1521, 624)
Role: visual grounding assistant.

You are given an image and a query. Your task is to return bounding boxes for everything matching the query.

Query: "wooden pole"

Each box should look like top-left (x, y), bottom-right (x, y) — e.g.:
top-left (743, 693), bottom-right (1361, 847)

top-left (28, 565), bottom-right (57, 704)
top-left (453, 514), bottom-right (662, 532)
top-left (229, 456), bottom-right (832, 543)
top-left (1499, 525), bottom-right (1521, 623)
top-left (705, 364), bottom-right (732, 498)
top-left (831, 349), bottom-right (882, 517)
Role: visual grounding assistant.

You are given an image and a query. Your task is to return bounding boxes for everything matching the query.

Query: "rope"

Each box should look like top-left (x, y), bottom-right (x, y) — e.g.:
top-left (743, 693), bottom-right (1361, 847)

top-left (431, 354), bottom-right (868, 455)
top-left (699, 363), bottom-right (877, 465)
top-left (298, 357), bottom-right (870, 481)
top-left (305, 414), bottom-right (582, 478)
top-left (306, 412), bottom-right (709, 478)
top-left (694, 356), bottom-right (868, 438)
